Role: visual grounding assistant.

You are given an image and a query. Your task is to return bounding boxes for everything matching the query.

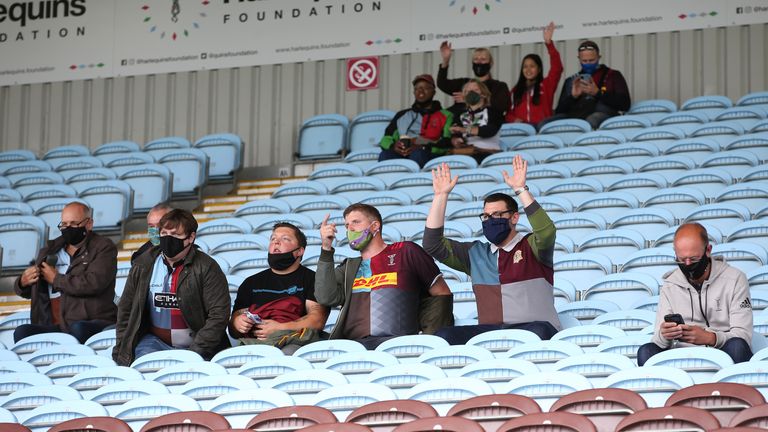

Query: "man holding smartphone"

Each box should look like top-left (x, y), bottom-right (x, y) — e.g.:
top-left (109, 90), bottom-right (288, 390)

top-left (637, 223), bottom-right (753, 365)
top-left (378, 74), bottom-right (454, 168)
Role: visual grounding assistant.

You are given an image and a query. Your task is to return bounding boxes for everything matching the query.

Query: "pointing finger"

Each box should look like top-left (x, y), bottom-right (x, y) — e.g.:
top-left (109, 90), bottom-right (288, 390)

top-left (321, 213), bottom-right (330, 227)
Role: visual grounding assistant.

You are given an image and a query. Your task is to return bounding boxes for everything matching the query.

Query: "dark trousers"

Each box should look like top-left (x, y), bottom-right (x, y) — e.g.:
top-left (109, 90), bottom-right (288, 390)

top-left (14, 319), bottom-right (113, 344)
top-left (637, 337), bottom-right (753, 366)
top-left (378, 147), bottom-right (436, 169)
top-left (435, 321), bottom-right (559, 345)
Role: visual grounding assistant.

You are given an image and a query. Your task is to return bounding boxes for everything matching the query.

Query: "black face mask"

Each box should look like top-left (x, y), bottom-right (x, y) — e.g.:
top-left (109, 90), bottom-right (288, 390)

top-left (472, 62), bottom-right (491, 77)
top-left (159, 235), bottom-right (189, 258)
top-left (678, 254), bottom-right (710, 280)
top-left (268, 247), bottom-right (300, 271)
top-left (61, 226), bottom-right (87, 245)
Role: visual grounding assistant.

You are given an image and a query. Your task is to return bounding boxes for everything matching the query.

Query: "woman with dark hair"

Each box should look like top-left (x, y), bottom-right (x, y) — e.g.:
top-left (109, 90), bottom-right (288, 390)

top-left (505, 22), bottom-right (563, 128)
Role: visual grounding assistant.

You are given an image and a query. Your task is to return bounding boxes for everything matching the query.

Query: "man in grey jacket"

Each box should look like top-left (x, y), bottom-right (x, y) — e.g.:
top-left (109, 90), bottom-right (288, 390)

top-left (637, 223), bottom-right (753, 365)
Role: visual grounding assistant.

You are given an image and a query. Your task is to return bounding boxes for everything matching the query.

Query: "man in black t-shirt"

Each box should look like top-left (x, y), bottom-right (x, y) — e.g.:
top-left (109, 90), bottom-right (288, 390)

top-left (229, 223), bottom-right (329, 354)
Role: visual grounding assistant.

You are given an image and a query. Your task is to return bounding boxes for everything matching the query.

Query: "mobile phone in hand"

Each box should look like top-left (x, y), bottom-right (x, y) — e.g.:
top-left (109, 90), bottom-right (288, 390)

top-left (244, 310), bottom-right (262, 324)
top-left (664, 313), bottom-right (685, 325)
top-left (400, 136), bottom-right (413, 149)
top-left (579, 73), bottom-right (592, 82)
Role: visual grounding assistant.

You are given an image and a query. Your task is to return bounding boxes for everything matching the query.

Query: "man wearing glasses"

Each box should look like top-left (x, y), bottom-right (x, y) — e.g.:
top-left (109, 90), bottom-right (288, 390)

top-left (14, 201), bottom-right (117, 343)
top-left (424, 155), bottom-right (561, 344)
top-left (637, 223), bottom-right (753, 365)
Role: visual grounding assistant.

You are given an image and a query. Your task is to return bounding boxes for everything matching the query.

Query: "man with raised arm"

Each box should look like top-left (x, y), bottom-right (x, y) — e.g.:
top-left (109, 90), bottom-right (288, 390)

top-left (423, 155), bottom-right (561, 344)
top-left (314, 203), bottom-right (454, 349)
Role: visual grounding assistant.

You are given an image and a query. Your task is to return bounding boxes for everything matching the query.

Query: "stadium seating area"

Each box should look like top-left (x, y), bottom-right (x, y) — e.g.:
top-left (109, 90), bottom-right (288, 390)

top-left (0, 91), bottom-right (767, 431)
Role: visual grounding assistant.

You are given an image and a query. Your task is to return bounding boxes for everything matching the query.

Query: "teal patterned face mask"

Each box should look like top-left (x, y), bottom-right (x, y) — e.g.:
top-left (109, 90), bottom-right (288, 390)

top-left (148, 226), bottom-right (160, 246)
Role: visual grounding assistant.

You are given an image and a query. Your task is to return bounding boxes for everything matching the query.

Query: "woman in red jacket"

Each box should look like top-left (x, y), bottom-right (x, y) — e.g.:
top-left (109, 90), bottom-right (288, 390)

top-left (505, 22), bottom-right (563, 128)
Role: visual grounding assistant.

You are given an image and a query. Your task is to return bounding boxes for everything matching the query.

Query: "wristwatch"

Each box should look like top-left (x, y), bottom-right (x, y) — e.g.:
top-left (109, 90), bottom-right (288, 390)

top-left (514, 185), bottom-right (529, 196)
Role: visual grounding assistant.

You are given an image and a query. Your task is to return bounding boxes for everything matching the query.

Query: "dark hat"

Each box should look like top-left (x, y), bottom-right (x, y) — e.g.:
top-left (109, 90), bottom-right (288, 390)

top-left (578, 40), bottom-right (600, 53)
top-left (412, 74), bottom-right (435, 87)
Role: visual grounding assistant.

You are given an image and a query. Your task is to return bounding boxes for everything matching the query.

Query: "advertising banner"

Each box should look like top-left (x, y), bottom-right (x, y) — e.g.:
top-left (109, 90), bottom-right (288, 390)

top-left (1, 0), bottom-right (767, 86)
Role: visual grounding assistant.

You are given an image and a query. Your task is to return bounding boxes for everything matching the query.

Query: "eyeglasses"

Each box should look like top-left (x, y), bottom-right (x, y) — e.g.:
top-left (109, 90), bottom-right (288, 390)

top-left (478, 210), bottom-right (514, 222)
top-left (674, 255), bottom-right (706, 265)
top-left (57, 217), bottom-right (90, 230)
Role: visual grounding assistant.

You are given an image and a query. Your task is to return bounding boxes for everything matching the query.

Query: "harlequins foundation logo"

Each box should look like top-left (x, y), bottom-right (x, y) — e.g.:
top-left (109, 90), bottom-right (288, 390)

top-left (0, 0), bottom-right (87, 44)
top-left (139, 0), bottom-right (211, 41)
top-left (448, 0), bottom-right (503, 15)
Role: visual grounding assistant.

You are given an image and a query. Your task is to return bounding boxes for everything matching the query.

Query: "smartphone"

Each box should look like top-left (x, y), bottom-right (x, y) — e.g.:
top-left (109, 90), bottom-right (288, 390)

top-left (244, 310), bottom-right (262, 324)
top-left (664, 313), bottom-right (685, 325)
top-left (400, 136), bottom-right (413, 149)
top-left (578, 73), bottom-right (592, 82)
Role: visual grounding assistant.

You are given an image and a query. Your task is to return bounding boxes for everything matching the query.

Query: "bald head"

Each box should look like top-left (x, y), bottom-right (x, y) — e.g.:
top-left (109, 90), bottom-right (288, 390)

top-left (147, 203), bottom-right (173, 228)
top-left (59, 201), bottom-right (93, 233)
top-left (673, 223), bottom-right (710, 262)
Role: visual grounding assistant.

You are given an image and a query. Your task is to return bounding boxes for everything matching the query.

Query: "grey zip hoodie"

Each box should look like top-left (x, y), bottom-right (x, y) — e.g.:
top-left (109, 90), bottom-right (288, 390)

top-left (652, 256), bottom-right (753, 349)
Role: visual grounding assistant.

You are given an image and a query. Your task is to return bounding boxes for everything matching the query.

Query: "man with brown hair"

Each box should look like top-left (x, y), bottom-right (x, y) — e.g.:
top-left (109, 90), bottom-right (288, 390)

top-left (113, 209), bottom-right (230, 365)
top-left (315, 203), bottom-right (453, 349)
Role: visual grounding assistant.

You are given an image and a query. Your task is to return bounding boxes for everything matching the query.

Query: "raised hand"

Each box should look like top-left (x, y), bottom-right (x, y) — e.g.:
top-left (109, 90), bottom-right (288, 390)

top-left (320, 213), bottom-right (337, 251)
top-left (431, 163), bottom-right (459, 195)
top-left (543, 21), bottom-right (555, 44)
top-left (440, 41), bottom-right (453, 66)
top-left (502, 155), bottom-right (528, 189)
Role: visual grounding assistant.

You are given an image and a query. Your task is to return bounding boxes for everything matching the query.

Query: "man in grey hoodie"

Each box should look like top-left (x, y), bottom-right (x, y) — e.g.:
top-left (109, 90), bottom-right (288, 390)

top-left (637, 223), bottom-right (753, 365)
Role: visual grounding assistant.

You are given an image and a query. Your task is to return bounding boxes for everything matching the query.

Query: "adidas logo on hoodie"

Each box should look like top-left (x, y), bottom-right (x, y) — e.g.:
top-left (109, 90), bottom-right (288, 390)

top-left (740, 298), bottom-right (752, 309)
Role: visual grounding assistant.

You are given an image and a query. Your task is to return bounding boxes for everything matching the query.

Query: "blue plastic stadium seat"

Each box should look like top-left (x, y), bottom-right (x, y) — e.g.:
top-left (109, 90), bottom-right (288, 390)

top-left (297, 114), bottom-right (349, 160)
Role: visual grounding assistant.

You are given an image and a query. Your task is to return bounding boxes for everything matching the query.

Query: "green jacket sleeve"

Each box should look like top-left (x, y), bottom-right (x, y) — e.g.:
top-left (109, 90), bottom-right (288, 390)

top-left (524, 201), bottom-right (556, 267)
top-left (314, 248), bottom-right (347, 307)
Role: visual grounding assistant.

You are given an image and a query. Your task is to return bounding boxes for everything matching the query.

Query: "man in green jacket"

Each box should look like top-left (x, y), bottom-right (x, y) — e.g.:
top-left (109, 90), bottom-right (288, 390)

top-left (113, 209), bottom-right (230, 366)
top-left (315, 203), bottom-right (453, 349)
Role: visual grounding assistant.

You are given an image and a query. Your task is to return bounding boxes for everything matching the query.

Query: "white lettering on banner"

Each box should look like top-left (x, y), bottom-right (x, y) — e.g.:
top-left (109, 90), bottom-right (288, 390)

top-left (1, 0), bottom-right (767, 86)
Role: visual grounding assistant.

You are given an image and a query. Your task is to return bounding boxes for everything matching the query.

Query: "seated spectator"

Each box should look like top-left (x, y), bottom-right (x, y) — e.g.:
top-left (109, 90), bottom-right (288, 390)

top-left (637, 223), bottom-right (753, 366)
top-left (378, 74), bottom-right (453, 168)
top-left (13, 202), bottom-right (117, 344)
top-left (113, 209), bottom-right (230, 365)
top-left (229, 223), bottom-right (328, 355)
top-left (315, 204), bottom-right (453, 349)
top-left (424, 156), bottom-right (561, 344)
top-left (438, 42), bottom-right (511, 116)
top-left (505, 22), bottom-right (563, 128)
top-left (131, 202), bottom-right (173, 264)
top-left (545, 40), bottom-right (630, 129)
top-left (449, 80), bottom-right (504, 163)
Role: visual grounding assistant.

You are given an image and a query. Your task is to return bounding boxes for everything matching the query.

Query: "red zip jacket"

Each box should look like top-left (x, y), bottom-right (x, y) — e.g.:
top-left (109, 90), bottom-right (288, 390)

top-left (505, 42), bottom-right (563, 125)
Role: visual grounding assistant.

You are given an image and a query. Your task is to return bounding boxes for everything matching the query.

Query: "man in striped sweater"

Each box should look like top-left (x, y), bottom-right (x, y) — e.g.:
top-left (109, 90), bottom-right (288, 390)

top-left (423, 155), bottom-right (561, 344)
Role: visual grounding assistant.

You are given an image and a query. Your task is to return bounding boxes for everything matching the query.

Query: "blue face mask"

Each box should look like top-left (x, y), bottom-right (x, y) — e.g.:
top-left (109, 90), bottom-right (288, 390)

top-left (482, 217), bottom-right (512, 245)
top-left (148, 226), bottom-right (160, 246)
top-left (581, 62), bottom-right (598, 75)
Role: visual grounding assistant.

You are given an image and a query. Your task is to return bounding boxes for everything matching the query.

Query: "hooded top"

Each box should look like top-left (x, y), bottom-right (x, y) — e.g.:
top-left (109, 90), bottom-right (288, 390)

top-left (652, 256), bottom-right (753, 349)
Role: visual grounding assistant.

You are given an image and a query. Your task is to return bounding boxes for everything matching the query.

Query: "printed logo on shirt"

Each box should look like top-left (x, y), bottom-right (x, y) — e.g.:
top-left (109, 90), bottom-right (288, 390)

top-left (154, 292), bottom-right (180, 309)
top-left (740, 297), bottom-right (752, 309)
top-left (352, 272), bottom-right (398, 292)
top-left (513, 250), bottom-right (523, 264)
top-left (387, 254), bottom-right (397, 266)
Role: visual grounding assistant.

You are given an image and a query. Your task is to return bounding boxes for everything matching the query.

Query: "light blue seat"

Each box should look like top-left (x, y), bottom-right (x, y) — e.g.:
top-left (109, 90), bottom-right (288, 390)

top-left (550, 212), bottom-right (607, 244)
top-left (143, 136), bottom-right (191, 154)
top-left (114, 393), bottom-right (200, 432)
top-left (249, 213), bottom-right (315, 235)
top-left (669, 168), bottom-right (733, 200)
top-left (357, 190), bottom-right (412, 213)
top-left (554, 252), bottom-right (614, 293)
top-left (129, 349), bottom-right (204, 375)
top-left (749, 119), bottom-right (768, 134)
top-left (270, 181), bottom-right (328, 209)
top-left (554, 278), bottom-right (577, 307)
top-left (737, 91), bottom-right (768, 110)
top-left (483, 183), bottom-right (542, 202)
top-left (343, 147), bottom-right (382, 170)
top-left (0, 202), bottom-right (33, 217)
top-left (531, 197), bottom-right (572, 219)
top-left (422, 155), bottom-right (479, 172)
top-left (308, 163), bottom-right (364, 188)
top-left (641, 186), bottom-right (707, 221)
top-left (712, 360), bottom-right (768, 400)
top-left (10, 333), bottom-right (78, 361)
top-left (557, 314), bottom-right (582, 329)
top-left (499, 123), bottom-right (536, 150)
top-left (294, 339), bottom-right (366, 365)
top-left (311, 383), bottom-right (397, 421)
top-left (604, 365), bottom-right (695, 407)
top-left (557, 300), bottom-right (621, 325)
top-left (47, 156), bottom-right (104, 173)
top-left (348, 110), bottom-right (395, 153)
top-left (574, 160), bottom-right (634, 187)
top-left (365, 158), bottom-right (420, 186)
top-left (374, 335), bottom-right (449, 364)
top-left (97, 151), bottom-right (155, 168)
top-left (631, 295), bottom-right (661, 313)
top-left (510, 135), bottom-right (565, 162)
top-left (65, 365), bottom-right (143, 398)
top-left (0, 216), bottom-right (48, 268)
top-left (504, 340), bottom-right (585, 371)
top-left (19, 186), bottom-right (78, 213)
top-left (193, 133), bottom-right (243, 180)
top-left (233, 199), bottom-right (292, 226)
top-left (228, 252), bottom-right (269, 277)
top-left (610, 208), bottom-right (676, 242)
top-left (570, 130), bottom-right (626, 155)
top-left (583, 273), bottom-right (660, 310)
top-left (319, 351), bottom-right (399, 383)
top-left (0, 160), bottom-right (52, 178)
top-left (178, 374), bottom-right (258, 410)
top-left (40, 354), bottom-right (115, 384)
top-left (152, 148), bottom-right (209, 198)
top-left (603, 174), bottom-right (666, 204)
top-left (380, 205), bottom-right (430, 239)
top-left (416, 345), bottom-right (495, 377)
top-left (539, 118), bottom-right (592, 145)
top-left (410, 221), bottom-right (474, 245)
top-left (458, 358), bottom-right (539, 392)
top-left (575, 192), bottom-right (640, 224)
top-left (599, 114), bottom-right (654, 138)
top-left (603, 142), bottom-right (662, 171)
top-left (404, 377), bottom-right (493, 416)
top-left (576, 228), bottom-right (646, 265)
top-left (71, 180), bottom-right (131, 231)
top-left (0, 360), bottom-right (33, 373)
top-left (644, 346), bottom-right (734, 384)
top-left (500, 162), bottom-right (570, 193)
top-left (637, 155), bottom-right (697, 180)
top-left (0, 149), bottom-right (36, 163)
top-left (712, 241), bottom-right (768, 274)
top-left (724, 134), bottom-right (768, 161)
top-left (662, 138), bottom-right (722, 166)
top-left (654, 111), bottom-right (709, 136)
top-left (628, 99), bottom-right (677, 124)
top-left (595, 334), bottom-right (652, 363)
top-left (207, 234), bottom-right (270, 265)
top-left (20, 399), bottom-right (108, 432)
top-left (41, 145), bottom-right (90, 160)
top-left (293, 195), bottom-right (352, 226)
top-left (268, 369), bottom-right (348, 405)
top-left (196, 218), bottom-right (254, 245)
top-left (86, 379), bottom-right (169, 415)
top-left (11, 171), bottom-right (65, 194)
top-left (0, 312), bottom-right (30, 349)
top-left (0, 373), bottom-right (53, 398)
top-left (150, 361), bottom-right (229, 392)
top-left (688, 123), bottom-right (746, 150)
top-left (234, 356), bottom-right (312, 386)
top-left (26, 344), bottom-right (95, 369)
top-left (301, 245), bottom-right (356, 267)
top-left (552, 326), bottom-right (627, 352)
top-left (543, 147), bottom-right (600, 172)
top-left (298, 114), bottom-right (349, 160)
top-left (629, 125), bottom-right (686, 146)
top-left (465, 329), bottom-right (541, 357)
top-left (499, 371), bottom-right (592, 411)
top-left (749, 265), bottom-right (768, 292)
top-left (61, 167), bottom-right (118, 185)
top-left (681, 95), bottom-right (733, 120)
top-left (683, 203), bottom-right (752, 236)
top-left (700, 149), bottom-right (762, 179)
top-left (553, 352), bottom-right (635, 387)
top-left (328, 176), bottom-right (387, 203)
top-left (209, 388), bottom-right (294, 429)
top-left (592, 309), bottom-right (656, 333)
top-left (111, 163), bottom-right (172, 212)
top-left (726, 221), bottom-right (768, 251)
top-left (92, 140), bottom-right (141, 156)
top-left (716, 183), bottom-right (768, 214)
top-left (451, 168), bottom-right (504, 200)
top-left (543, 177), bottom-right (604, 205)
top-left (365, 363), bottom-right (446, 398)
top-left (1, 384), bottom-right (82, 413)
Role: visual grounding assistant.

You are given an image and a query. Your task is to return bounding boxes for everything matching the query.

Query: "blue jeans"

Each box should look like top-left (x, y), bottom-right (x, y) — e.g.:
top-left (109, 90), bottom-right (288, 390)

top-left (14, 319), bottom-right (113, 344)
top-left (134, 333), bottom-right (175, 360)
top-left (378, 146), bottom-right (436, 168)
top-left (637, 337), bottom-right (752, 366)
top-left (435, 321), bottom-right (559, 345)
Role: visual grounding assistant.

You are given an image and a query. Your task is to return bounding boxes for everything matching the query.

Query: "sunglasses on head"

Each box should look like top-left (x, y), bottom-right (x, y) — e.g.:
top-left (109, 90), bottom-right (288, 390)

top-left (579, 45), bottom-right (598, 52)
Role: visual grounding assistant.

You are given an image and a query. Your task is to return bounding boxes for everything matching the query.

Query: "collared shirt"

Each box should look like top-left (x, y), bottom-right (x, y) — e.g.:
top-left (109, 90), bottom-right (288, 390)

top-left (489, 232), bottom-right (525, 254)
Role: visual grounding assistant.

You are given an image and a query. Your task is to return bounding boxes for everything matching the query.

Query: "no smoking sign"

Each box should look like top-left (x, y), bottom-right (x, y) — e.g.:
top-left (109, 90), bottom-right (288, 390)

top-left (346, 56), bottom-right (379, 91)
